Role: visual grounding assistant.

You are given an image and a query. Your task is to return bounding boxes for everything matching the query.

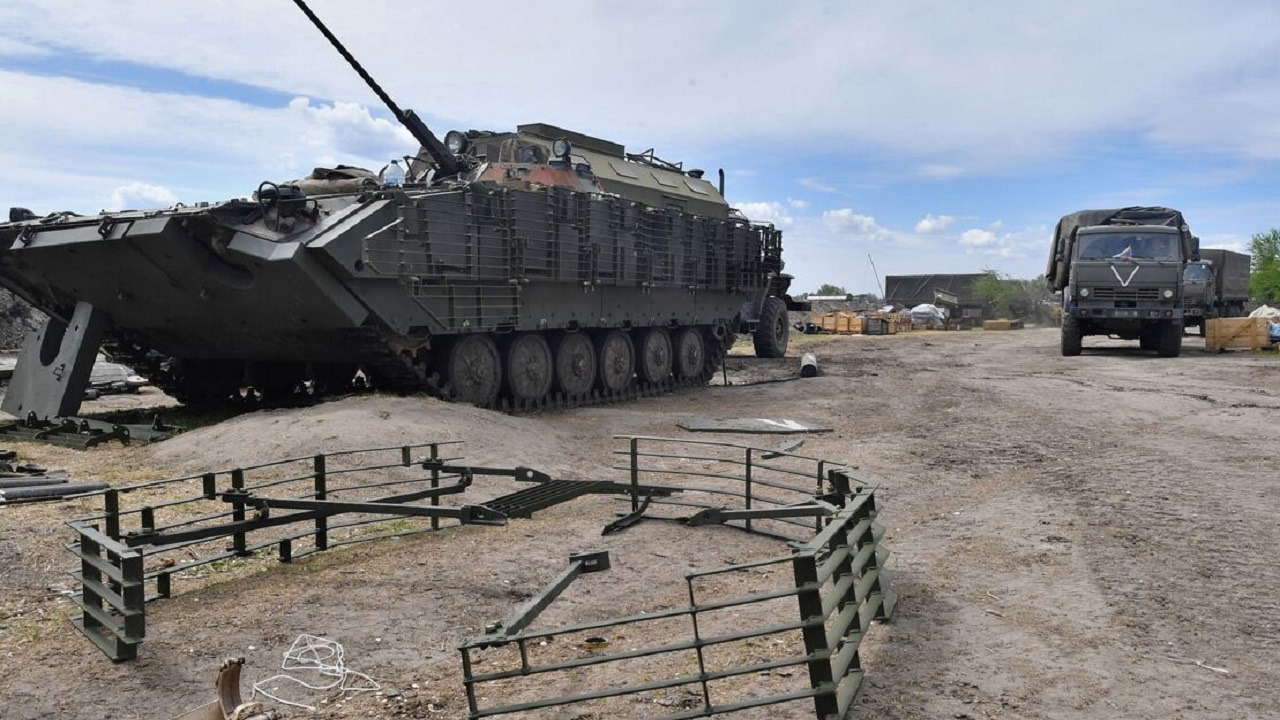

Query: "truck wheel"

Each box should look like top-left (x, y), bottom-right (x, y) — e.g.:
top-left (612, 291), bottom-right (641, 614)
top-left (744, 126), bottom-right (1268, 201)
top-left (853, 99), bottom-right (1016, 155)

top-left (1157, 321), bottom-right (1183, 357)
top-left (1061, 317), bottom-right (1083, 356)
top-left (753, 297), bottom-right (790, 358)
top-left (1139, 325), bottom-right (1157, 351)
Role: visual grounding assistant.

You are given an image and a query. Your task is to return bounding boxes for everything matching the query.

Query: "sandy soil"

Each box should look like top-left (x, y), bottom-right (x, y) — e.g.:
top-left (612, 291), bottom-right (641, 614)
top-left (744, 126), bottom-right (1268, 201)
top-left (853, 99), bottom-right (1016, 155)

top-left (1, 327), bottom-right (1277, 719)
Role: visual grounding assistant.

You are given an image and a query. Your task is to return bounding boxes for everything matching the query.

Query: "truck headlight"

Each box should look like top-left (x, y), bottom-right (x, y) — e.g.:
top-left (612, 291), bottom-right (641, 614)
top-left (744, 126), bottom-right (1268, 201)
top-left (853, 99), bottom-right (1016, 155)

top-left (1079, 288), bottom-right (1090, 298)
top-left (1162, 289), bottom-right (1174, 299)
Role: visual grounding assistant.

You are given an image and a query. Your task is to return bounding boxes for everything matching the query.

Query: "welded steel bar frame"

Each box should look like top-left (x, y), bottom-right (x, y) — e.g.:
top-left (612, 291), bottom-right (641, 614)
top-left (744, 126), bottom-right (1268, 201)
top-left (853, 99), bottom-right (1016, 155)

top-left (458, 435), bottom-right (894, 719)
top-left (64, 441), bottom-right (517, 661)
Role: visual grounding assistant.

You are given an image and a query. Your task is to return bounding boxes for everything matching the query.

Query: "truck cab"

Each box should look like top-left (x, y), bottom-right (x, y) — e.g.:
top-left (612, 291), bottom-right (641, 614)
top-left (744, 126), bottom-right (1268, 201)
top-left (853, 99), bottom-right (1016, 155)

top-left (1048, 208), bottom-right (1193, 357)
top-left (1182, 260), bottom-right (1213, 330)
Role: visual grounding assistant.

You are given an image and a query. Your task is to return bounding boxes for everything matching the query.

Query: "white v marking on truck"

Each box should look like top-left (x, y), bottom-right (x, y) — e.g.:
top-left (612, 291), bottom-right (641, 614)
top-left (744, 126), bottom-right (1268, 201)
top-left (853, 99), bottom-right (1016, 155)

top-left (1110, 264), bottom-right (1140, 287)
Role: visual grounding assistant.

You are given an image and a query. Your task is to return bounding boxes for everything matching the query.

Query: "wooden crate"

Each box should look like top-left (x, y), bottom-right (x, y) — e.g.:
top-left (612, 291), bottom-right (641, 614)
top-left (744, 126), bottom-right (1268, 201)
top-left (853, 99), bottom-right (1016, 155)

top-left (812, 312), bottom-right (863, 334)
top-left (1206, 317), bottom-right (1274, 351)
top-left (983, 319), bottom-right (1013, 331)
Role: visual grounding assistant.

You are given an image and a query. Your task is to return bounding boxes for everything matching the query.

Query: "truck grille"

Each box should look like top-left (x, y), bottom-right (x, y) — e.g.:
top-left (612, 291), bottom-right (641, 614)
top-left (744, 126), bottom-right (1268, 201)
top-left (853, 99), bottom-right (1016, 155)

top-left (1090, 287), bottom-right (1161, 301)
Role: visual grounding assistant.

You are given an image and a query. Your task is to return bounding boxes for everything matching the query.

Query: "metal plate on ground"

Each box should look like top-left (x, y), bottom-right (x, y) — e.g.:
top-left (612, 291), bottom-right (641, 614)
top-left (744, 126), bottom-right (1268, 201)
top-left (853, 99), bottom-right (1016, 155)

top-left (677, 417), bottom-right (833, 434)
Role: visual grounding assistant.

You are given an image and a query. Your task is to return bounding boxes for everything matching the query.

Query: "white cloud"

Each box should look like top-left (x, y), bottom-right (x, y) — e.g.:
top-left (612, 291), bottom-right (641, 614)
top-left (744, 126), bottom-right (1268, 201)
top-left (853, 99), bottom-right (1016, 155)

top-left (960, 229), bottom-right (997, 247)
top-left (799, 178), bottom-right (838, 193)
top-left (2, 1), bottom-right (1280, 169)
top-left (956, 226), bottom-right (1048, 259)
top-left (988, 219), bottom-right (1005, 230)
top-left (109, 182), bottom-right (179, 211)
top-left (1200, 235), bottom-right (1249, 254)
top-left (786, 197), bottom-right (810, 210)
top-left (0, 69), bottom-right (420, 213)
top-left (822, 208), bottom-right (879, 235)
top-left (915, 214), bottom-right (955, 233)
top-left (737, 201), bottom-right (793, 228)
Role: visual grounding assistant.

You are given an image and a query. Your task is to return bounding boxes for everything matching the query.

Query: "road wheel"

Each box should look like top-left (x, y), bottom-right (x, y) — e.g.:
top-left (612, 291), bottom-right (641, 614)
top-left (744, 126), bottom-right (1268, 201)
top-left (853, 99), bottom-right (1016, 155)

top-left (1061, 317), bottom-right (1083, 356)
top-left (447, 334), bottom-right (502, 405)
top-left (675, 326), bottom-right (706, 380)
top-left (505, 333), bottom-right (553, 402)
top-left (595, 330), bottom-right (635, 393)
top-left (637, 327), bottom-right (673, 384)
top-left (1157, 321), bottom-right (1183, 357)
top-left (553, 332), bottom-right (596, 396)
top-left (753, 296), bottom-right (790, 358)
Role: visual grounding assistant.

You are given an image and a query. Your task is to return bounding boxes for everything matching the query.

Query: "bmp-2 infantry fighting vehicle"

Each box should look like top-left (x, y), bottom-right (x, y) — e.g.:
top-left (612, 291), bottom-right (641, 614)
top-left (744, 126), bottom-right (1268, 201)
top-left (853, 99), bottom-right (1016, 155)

top-left (1047, 207), bottom-right (1195, 357)
top-left (0, 1), bottom-right (804, 418)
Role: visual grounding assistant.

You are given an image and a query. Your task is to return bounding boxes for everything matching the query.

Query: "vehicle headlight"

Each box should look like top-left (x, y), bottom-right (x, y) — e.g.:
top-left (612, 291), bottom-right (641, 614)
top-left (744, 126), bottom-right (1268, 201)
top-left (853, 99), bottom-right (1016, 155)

top-left (1162, 289), bottom-right (1174, 299)
top-left (1079, 288), bottom-right (1090, 298)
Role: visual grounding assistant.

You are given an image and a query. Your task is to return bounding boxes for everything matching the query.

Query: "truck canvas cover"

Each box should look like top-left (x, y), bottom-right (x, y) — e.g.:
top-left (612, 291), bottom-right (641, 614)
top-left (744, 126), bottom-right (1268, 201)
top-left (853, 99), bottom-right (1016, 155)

top-left (1046, 206), bottom-right (1190, 291)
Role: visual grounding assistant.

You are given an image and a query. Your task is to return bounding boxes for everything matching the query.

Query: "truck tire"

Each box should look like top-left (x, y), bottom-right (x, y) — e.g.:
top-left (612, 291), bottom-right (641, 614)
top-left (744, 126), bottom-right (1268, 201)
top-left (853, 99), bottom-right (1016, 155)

top-left (1139, 324), bottom-right (1157, 351)
top-left (1061, 317), bottom-right (1082, 356)
top-left (753, 297), bottom-right (790, 358)
top-left (1157, 321), bottom-right (1183, 357)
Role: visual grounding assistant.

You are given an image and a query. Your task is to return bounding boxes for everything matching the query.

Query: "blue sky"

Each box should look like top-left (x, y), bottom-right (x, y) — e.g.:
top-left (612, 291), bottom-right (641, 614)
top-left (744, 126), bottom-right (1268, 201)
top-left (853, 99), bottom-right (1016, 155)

top-left (3, 0), bottom-right (1280, 294)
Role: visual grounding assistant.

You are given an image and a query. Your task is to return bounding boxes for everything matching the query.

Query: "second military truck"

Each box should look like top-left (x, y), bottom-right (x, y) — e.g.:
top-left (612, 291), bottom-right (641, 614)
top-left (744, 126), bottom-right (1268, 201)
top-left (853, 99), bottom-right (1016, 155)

top-left (1047, 207), bottom-right (1196, 357)
top-left (1182, 248), bottom-right (1250, 335)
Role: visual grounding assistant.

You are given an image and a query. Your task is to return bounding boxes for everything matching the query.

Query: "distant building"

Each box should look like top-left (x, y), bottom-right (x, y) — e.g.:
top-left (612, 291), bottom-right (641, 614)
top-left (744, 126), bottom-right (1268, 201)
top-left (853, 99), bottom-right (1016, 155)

top-left (883, 273), bottom-right (989, 321)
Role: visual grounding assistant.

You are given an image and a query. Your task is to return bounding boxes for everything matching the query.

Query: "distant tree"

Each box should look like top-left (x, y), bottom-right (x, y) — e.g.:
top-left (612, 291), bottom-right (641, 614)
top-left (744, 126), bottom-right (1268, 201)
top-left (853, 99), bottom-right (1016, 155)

top-left (815, 283), bottom-right (848, 296)
top-left (973, 270), bottom-right (1054, 323)
top-left (973, 271), bottom-right (1016, 317)
top-left (1250, 229), bottom-right (1280, 303)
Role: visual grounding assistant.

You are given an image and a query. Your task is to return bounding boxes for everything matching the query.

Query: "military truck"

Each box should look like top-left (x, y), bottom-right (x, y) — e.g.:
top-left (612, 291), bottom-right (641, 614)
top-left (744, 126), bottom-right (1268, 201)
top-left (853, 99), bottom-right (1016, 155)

top-left (1182, 248), bottom-right (1250, 335)
top-left (1046, 207), bottom-right (1195, 357)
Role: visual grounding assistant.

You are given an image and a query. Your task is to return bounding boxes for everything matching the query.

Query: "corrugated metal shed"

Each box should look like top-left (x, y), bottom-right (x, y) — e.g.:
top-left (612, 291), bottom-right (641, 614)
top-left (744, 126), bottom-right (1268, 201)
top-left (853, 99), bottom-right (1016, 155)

top-left (884, 274), bottom-right (988, 309)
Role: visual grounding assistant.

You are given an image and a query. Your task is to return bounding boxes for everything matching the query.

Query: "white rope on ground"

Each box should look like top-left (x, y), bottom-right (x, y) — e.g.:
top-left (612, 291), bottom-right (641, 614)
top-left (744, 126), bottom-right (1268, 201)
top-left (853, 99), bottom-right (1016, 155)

top-left (252, 634), bottom-right (380, 711)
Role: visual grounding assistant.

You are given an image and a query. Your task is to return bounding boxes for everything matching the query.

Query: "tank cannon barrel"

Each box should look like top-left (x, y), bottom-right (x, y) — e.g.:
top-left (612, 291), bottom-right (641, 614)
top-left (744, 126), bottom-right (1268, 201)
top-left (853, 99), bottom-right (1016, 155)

top-left (291, 0), bottom-right (461, 177)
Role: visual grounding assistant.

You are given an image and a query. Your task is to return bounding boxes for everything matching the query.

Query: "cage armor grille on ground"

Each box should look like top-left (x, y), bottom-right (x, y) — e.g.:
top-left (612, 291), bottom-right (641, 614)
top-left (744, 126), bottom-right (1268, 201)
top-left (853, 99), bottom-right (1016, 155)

top-left (62, 437), bottom-right (892, 718)
top-left (458, 435), bottom-right (894, 720)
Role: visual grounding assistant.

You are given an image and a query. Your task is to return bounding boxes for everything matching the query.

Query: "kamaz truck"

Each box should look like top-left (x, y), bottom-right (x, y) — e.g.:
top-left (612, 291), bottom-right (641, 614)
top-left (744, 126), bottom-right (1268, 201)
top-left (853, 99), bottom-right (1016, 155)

top-left (1182, 248), bottom-right (1250, 335)
top-left (1046, 207), bottom-right (1195, 357)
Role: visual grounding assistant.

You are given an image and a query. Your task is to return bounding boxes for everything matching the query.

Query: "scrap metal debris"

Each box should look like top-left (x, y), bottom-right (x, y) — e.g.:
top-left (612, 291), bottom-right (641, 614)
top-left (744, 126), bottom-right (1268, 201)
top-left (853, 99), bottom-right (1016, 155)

top-left (801, 352), bottom-right (819, 377)
top-left (0, 412), bottom-right (177, 449)
top-left (171, 658), bottom-right (281, 720)
top-left (677, 416), bottom-right (833, 434)
top-left (0, 450), bottom-right (103, 503)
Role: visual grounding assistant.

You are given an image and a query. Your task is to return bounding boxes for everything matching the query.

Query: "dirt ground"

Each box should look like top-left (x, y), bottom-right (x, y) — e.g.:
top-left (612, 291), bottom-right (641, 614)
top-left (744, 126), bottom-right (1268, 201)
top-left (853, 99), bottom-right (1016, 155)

top-left (2, 327), bottom-right (1278, 719)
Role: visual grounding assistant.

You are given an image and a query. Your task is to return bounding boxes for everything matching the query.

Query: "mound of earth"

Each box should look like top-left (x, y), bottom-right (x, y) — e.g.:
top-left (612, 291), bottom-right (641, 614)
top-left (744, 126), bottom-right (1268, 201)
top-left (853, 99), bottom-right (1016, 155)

top-left (145, 394), bottom-right (596, 477)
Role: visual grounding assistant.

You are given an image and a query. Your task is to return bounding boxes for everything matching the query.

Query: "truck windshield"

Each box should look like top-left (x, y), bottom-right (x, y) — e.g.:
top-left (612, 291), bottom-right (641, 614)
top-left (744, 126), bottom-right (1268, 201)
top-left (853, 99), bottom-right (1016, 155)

top-left (1077, 232), bottom-right (1180, 261)
top-left (1184, 264), bottom-right (1212, 282)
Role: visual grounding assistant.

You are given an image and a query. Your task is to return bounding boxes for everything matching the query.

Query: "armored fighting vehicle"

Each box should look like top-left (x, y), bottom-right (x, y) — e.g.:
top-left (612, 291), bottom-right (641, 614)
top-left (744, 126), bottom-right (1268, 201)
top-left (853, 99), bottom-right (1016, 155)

top-left (0, 1), bottom-right (803, 417)
top-left (1047, 207), bottom-right (1195, 357)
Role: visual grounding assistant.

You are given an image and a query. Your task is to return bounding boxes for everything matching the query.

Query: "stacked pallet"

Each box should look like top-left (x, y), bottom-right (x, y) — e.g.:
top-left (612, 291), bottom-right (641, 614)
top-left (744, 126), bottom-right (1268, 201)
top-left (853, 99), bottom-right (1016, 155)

top-left (812, 312), bottom-right (864, 335)
top-left (1205, 317), bottom-right (1275, 352)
